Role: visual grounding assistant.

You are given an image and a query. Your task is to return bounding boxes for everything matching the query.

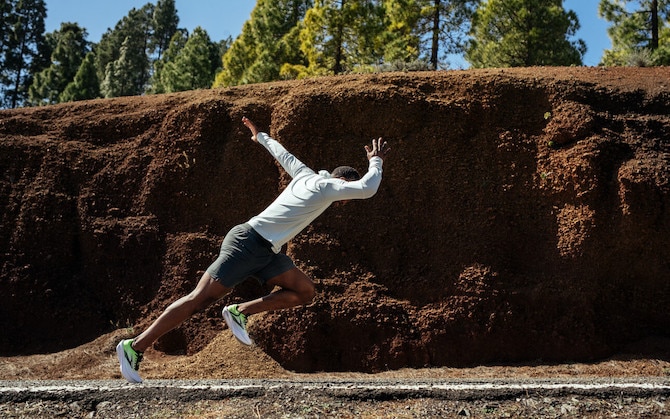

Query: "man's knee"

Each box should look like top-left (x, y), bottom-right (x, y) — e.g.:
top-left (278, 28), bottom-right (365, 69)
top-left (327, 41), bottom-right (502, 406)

top-left (188, 273), bottom-right (231, 310)
top-left (294, 270), bottom-right (316, 304)
top-left (299, 281), bottom-right (316, 304)
top-left (268, 268), bottom-right (316, 305)
top-left (184, 291), bottom-right (217, 313)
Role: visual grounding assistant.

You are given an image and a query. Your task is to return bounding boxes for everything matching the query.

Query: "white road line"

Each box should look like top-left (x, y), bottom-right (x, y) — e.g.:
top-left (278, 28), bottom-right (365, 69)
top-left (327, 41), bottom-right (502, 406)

top-left (1, 381), bottom-right (669, 394)
top-left (303, 382), bottom-right (670, 391)
top-left (0, 383), bottom-right (263, 393)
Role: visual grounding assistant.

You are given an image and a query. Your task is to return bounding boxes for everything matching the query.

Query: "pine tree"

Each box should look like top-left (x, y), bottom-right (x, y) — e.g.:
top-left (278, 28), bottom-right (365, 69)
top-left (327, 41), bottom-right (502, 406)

top-left (599, 0), bottom-right (670, 66)
top-left (60, 51), bottom-right (100, 102)
top-left (150, 0), bottom-right (179, 61)
top-left (28, 22), bottom-right (88, 105)
top-left (1, 0), bottom-right (15, 55)
top-left (0, 0), bottom-right (16, 100)
top-left (349, 0), bottom-right (387, 70)
top-left (2, 0), bottom-right (48, 108)
top-left (159, 27), bottom-right (218, 92)
top-left (214, 20), bottom-right (255, 86)
top-left (94, 6), bottom-right (152, 96)
top-left (150, 28), bottom-right (188, 94)
top-left (380, 0), bottom-right (422, 63)
top-left (416, 0), bottom-right (479, 69)
top-left (658, 20), bottom-right (670, 64)
top-left (294, 0), bottom-right (386, 76)
top-left (214, 0), bottom-right (311, 86)
top-left (100, 36), bottom-right (146, 97)
top-left (465, 0), bottom-right (585, 68)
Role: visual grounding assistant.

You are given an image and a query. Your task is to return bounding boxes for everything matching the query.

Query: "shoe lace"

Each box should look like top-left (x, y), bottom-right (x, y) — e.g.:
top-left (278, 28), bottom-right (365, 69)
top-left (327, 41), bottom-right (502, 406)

top-left (236, 311), bottom-right (247, 328)
top-left (127, 348), bottom-right (143, 371)
top-left (230, 306), bottom-right (247, 328)
top-left (132, 352), bottom-right (143, 371)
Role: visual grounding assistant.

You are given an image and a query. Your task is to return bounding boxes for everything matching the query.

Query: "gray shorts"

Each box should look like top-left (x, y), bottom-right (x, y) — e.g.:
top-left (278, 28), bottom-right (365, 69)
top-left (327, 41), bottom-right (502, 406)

top-left (206, 223), bottom-right (295, 287)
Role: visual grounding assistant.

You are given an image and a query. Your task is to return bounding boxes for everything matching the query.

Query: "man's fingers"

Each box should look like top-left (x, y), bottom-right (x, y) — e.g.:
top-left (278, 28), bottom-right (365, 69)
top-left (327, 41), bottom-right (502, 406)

top-left (376, 138), bottom-right (389, 155)
top-left (242, 116), bottom-right (259, 142)
top-left (381, 140), bottom-right (389, 152)
top-left (242, 116), bottom-right (255, 128)
top-left (366, 138), bottom-right (390, 159)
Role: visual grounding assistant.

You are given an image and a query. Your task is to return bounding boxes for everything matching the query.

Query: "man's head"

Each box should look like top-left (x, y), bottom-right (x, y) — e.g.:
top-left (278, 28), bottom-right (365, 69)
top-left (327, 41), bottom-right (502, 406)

top-left (331, 166), bottom-right (360, 181)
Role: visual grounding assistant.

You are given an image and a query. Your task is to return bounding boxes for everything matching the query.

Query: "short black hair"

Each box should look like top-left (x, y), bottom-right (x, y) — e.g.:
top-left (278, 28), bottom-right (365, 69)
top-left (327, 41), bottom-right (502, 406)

top-left (331, 166), bottom-right (360, 181)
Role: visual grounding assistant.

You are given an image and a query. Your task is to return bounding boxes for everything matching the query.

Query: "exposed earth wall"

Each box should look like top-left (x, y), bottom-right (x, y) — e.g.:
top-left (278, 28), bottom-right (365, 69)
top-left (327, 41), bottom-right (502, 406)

top-left (1, 67), bottom-right (668, 373)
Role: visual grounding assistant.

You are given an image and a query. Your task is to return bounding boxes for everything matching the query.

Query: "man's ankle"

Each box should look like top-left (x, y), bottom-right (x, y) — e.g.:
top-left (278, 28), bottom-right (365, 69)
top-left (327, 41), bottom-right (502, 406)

top-left (131, 340), bottom-right (144, 353)
top-left (236, 304), bottom-right (249, 316)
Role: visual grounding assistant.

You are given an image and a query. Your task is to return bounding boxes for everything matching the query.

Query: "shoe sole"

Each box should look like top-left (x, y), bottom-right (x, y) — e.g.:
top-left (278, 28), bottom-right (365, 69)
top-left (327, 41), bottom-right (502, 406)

top-left (223, 307), bottom-right (253, 346)
top-left (116, 341), bottom-right (143, 384)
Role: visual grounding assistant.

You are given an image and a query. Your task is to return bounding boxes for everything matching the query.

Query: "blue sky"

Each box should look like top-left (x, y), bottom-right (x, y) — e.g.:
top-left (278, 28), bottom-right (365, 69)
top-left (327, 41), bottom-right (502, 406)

top-left (44, 0), bottom-right (256, 46)
top-left (44, 0), bottom-right (612, 67)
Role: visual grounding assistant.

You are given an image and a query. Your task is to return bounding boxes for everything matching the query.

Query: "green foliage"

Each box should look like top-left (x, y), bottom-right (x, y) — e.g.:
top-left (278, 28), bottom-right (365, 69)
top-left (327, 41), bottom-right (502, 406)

top-left (12, 0), bottom-right (669, 106)
top-left (214, 0), bottom-right (311, 87)
top-left (28, 22), bottom-right (89, 105)
top-left (416, 0), bottom-right (480, 69)
top-left (599, 0), bottom-right (670, 66)
top-left (60, 51), bottom-right (100, 102)
top-left (95, 6), bottom-right (152, 97)
top-left (100, 36), bottom-right (148, 97)
top-left (150, 0), bottom-right (179, 60)
top-left (380, 0), bottom-right (422, 63)
top-left (2, 0), bottom-right (232, 105)
top-left (293, 0), bottom-right (388, 76)
top-left (94, 1), bottom-right (181, 96)
top-left (0, 1), bottom-right (14, 54)
top-left (282, 3), bottom-right (331, 78)
top-left (214, 21), bottom-right (254, 87)
top-left (466, 0), bottom-right (585, 68)
top-left (150, 29), bottom-right (188, 94)
top-left (157, 27), bottom-right (220, 93)
top-left (1, 0), bottom-right (48, 108)
top-left (657, 24), bottom-right (670, 63)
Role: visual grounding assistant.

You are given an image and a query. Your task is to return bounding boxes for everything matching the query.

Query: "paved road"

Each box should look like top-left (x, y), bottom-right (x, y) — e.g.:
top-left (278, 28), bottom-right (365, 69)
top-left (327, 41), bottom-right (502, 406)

top-left (2, 378), bottom-right (669, 403)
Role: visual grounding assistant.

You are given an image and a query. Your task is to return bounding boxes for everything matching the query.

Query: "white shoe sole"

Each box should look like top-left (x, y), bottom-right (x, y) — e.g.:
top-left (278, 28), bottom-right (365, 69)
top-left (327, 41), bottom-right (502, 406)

top-left (116, 341), bottom-right (143, 384)
top-left (223, 306), bottom-right (253, 346)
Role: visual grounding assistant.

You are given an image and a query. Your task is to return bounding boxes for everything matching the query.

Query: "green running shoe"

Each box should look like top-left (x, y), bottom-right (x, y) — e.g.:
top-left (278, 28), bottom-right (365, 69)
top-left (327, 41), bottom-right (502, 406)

top-left (116, 339), bottom-right (143, 383)
top-left (223, 304), bottom-right (252, 345)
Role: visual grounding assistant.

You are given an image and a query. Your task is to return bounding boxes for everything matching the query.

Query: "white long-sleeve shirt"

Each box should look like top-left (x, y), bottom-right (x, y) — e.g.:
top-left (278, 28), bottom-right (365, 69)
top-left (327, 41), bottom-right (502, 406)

top-left (247, 132), bottom-right (383, 253)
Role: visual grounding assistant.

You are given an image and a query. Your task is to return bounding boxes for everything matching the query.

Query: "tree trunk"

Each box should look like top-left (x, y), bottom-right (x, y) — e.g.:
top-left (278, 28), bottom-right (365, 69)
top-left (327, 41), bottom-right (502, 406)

top-left (651, 0), bottom-right (659, 49)
top-left (430, 0), bottom-right (441, 70)
top-left (11, 38), bottom-right (27, 109)
top-left (333, 0), bottom-right (346, 74)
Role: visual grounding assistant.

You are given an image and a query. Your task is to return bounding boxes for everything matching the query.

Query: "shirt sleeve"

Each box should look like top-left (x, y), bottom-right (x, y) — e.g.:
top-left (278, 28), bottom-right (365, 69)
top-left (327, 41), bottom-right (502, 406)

top-left (256, 132), bottom-right (313, 178)
top-left (320, 156), bottom-right (384, 200)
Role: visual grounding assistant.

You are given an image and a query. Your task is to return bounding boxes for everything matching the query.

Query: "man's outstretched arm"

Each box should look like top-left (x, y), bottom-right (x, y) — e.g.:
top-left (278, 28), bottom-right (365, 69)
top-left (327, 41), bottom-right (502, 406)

top-left (242, 117), bottom-right (311, 178)
top-left (322, 137), bottom-right (390, 201)
top-left (242, 116), bottom-right (260, 142)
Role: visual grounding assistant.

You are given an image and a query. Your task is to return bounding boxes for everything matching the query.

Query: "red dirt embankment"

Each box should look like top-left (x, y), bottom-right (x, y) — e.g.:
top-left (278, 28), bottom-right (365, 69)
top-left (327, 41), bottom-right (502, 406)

top-left (1, 67), bottom-right (669, 376)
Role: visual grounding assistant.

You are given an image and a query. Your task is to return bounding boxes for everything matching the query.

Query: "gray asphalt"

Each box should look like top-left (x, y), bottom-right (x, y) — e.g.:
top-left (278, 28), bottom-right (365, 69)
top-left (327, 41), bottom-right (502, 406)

top-left (1, 378), bottom-right (669, 403)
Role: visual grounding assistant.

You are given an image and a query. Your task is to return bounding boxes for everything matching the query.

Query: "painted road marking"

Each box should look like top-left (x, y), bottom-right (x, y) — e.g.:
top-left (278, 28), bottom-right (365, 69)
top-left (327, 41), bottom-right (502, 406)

top-left (1, 379), bottom-right (669, 396)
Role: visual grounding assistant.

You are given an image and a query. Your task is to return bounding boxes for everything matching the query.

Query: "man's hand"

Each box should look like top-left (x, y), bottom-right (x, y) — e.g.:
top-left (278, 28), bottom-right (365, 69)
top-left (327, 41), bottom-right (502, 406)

top-left (365, 137), bottom-right (390, 161)
top-left (242, 116), bottom-right (259, 142)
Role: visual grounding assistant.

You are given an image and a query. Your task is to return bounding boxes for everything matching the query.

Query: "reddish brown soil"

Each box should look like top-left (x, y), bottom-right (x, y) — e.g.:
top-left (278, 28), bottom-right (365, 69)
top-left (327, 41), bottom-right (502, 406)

top-left (0, 67), bottom-right (669, 380)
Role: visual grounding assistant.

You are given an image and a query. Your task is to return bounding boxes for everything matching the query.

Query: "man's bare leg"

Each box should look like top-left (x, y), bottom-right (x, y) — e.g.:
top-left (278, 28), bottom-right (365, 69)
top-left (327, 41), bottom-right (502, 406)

top-left (132, 272), bottom-right (231, 352)
top-left (237, 267), bottom-right (316, 316)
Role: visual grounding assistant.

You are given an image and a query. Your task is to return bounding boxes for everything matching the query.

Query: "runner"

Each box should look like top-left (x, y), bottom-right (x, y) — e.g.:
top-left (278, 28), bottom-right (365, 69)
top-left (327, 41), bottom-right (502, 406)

top-left (117, 117), bottom-right (390, 383)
